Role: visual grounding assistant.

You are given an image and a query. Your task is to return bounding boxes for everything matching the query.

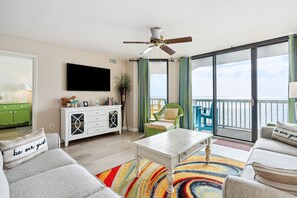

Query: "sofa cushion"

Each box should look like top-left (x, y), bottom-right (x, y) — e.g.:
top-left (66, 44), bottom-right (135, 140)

top-left (0, 169), bottom-right (9, 198)
top-left (254, 138), bottom-right (297, 157)
top-left (0, 128), bottom-right (48, 169)
top-left (87, 188), bottom-right (121, 198)
top-left (272, 121), bottom-right (297, 147)
top-left (5, 148), bottom-right (76, 184)
top-left (10, 164), bottom-right (105, 198)
top-left (247, 149), bottom-right (297, 169)
top-left (253, 162), bottom-right (297, 195)
top-left (241, 165), bottom-right (255, 180)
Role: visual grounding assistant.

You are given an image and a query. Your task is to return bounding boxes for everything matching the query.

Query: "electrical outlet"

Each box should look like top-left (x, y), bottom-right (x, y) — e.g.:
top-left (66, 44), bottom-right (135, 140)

top-left (49, 124), bottom-right (54, 129)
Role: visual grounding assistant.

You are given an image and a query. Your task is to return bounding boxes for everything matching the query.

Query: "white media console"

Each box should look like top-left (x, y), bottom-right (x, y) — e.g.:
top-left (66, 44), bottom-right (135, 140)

top-left (60, 105), bottom-right (121, 147)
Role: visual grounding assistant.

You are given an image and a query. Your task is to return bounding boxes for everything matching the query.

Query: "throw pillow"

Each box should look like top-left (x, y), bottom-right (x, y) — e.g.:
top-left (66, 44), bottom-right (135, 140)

top-left (252, 162), bottom-right (297, 195)
top-left (164, 108), bottom-right (179, 120)
top-left (271, 121), bottom-right (297, 147)
top-left (0, 128), bottom-right (48, 169)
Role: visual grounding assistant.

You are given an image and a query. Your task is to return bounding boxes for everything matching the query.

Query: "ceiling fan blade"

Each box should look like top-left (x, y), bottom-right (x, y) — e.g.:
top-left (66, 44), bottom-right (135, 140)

top-left (150, 27), bottom-right (162, 39)
top-left (123, 41), bottom-right (150, 44)
top-left (164, 36), bottom-right (192, 44)
top-left (160, 44), bottom-right (175, 55)
top-left (140, 45), bottom-right (154, 55)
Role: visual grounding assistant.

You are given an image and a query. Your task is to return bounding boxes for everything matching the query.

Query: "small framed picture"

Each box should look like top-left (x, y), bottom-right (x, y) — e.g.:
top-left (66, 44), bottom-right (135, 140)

top-left (83, 101), bottom-right (89, 107)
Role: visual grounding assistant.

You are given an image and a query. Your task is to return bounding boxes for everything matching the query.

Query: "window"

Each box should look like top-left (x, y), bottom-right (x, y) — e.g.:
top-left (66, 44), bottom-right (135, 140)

top-left (192, 57), bottom-right (213, 129)
top-left (257, 42), bottom-right (289, 129)
top-left (150, 61), bottom-right (168, 119)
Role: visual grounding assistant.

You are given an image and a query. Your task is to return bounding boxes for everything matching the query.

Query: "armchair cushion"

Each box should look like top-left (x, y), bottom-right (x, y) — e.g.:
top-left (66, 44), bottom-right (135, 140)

top-left (158, 119), bottom-right (175, 124)
top-left (252, 162), bottom-right (297, 195)
top-left (153, 103), bottom-right (184, 128)
top-left (164, 108), bottom-right (179, 120)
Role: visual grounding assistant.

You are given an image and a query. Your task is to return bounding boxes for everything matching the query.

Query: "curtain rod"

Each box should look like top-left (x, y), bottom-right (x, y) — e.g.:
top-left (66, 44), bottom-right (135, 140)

top-left (127, 58), bottom-right (177, 62)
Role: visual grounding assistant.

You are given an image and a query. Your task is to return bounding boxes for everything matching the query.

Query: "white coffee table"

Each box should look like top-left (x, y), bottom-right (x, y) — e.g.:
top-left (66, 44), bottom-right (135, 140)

top-left (133, 128), bottom-right (212, 198)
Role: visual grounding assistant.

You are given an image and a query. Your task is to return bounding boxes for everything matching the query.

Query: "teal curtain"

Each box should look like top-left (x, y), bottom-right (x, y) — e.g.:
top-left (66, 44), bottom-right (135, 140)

top-left (288, 34), bottom-right (297, 123)
top-left (138, 59), bottom-right (150, 132)
top-left (179, 57), bottom-right (193, 129)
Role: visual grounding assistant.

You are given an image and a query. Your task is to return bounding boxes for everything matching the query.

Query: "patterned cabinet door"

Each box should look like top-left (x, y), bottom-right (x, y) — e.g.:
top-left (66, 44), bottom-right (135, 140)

top-left (70, 113), bottom-right (85, 136)
top-left (109, 110), bottom-right (118, 128)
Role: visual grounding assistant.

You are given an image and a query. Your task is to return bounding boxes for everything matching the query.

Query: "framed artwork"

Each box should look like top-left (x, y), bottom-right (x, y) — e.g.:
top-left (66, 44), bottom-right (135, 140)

top-left (83, 101), bottom-right (89, 107)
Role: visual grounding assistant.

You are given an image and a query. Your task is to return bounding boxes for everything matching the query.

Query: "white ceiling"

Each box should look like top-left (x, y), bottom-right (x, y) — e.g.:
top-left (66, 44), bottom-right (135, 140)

top-left (0, 0), bottom-right (297, 59)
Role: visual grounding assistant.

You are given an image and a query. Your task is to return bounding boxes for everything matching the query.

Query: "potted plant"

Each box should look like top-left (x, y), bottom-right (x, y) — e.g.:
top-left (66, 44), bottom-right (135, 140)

top-left (114, 73), bottom-right (131, 128)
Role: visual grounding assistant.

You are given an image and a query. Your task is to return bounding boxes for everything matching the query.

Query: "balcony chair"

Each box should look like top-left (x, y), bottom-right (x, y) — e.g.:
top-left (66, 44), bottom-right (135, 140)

top-left (153, 103), bottom-right (184, 128)
top-left (197, 104), bottom-right (218, 132)
top-left (150, 99), bottom-right (166, 120)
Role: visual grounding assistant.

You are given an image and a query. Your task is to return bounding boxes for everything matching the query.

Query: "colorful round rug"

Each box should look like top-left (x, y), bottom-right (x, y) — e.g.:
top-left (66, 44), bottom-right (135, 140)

top-left (96, 153), bottom-right (245, 198)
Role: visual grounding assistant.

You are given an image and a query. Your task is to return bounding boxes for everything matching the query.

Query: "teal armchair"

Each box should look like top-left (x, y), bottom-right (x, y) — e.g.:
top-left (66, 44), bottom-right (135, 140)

top-left (153, 103), bottom-right (184, 128)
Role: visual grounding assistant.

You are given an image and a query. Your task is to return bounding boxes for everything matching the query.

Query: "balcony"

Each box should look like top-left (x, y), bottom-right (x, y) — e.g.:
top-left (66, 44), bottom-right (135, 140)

top-left (193, 98), bottom-right (287, 141)
top-left (150, 98), bottom-right (288, 140)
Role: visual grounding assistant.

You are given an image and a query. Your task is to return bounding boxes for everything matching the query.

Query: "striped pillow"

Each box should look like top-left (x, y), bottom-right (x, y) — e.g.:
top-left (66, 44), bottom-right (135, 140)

top-left (253, 162), bottom-right (297, 195)
top-left (0, 128), bottom-right (48, 169)
top-left (272, 121), bottom-right (297, 147)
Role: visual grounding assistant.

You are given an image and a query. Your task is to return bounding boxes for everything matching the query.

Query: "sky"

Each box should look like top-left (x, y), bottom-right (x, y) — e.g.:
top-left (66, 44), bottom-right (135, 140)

top-left (192, 55), bottom-right (289, 100)
top-left (150, 54), bottom-right (289, 100)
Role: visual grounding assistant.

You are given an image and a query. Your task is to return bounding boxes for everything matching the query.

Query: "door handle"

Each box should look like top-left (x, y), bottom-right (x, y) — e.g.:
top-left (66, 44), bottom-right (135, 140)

top-left (251, 98), bottom-right (255, 107)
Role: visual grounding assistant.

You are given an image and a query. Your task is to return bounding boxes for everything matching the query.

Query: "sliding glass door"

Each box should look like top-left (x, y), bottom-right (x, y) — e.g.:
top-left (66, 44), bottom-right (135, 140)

top-left (191, 39), bottom-right (289, 142)
top-left (216, 50), bottom-right (252, 141)
top-left (192, 57), bottom-right (213, 131)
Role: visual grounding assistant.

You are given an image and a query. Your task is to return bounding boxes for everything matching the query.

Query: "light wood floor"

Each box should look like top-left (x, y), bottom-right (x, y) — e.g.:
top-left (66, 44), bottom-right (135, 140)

top-left (62, 131), bottom-right (251, 175)
top-left (0, 126), bottom-right (32, 140)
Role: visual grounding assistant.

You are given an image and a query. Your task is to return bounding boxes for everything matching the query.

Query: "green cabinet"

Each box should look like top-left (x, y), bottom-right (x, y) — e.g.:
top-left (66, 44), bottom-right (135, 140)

top-left (0, 103), bottom-right (31, 127)
top-left (0, 111), bottom-right (14, 125)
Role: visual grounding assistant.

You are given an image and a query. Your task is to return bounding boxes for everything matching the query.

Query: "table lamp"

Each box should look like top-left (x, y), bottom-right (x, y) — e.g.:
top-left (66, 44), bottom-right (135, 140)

top-left (289, 82), bottom-right (297, 119)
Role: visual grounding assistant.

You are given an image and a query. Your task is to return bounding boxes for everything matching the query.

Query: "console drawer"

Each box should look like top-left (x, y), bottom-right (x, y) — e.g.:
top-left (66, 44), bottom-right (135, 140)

top-left (88, 115), bottom-right (107, 122)
top-left (88, 121), bottom-right (107, 128)
top-left (88, 126), bottom-right (108, 134)
top-left (88, 110), bottom-right (107, 116)
top-left (179, 143), bottom-right (205, 162)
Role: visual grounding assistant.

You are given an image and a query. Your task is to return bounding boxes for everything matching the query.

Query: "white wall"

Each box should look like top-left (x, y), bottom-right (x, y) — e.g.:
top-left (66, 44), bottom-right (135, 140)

top-left (0, 55), bottom-right (33, 103)
top-left (126, 61), bottom-right (138, 131)
top-left (168, 61), bottom-right (179, 103)
top-left (0, 34), bottom-right (127, 133)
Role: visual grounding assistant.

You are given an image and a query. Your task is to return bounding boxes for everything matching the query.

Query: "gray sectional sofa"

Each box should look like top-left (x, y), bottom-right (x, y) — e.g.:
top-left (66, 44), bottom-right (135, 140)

top-left (223, 126), bottom-right (297, 198)
top-left (0, 133), bottom-right (121, 198)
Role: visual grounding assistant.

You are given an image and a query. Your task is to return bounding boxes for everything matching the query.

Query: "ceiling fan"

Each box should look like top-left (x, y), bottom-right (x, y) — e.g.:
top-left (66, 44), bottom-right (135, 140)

top-left (123, 27), bottom-right (192, 56)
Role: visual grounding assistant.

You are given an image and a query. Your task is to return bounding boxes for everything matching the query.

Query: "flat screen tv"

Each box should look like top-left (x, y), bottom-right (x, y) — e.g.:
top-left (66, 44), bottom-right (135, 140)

top-left (67, 63), bottom-right (110, 91)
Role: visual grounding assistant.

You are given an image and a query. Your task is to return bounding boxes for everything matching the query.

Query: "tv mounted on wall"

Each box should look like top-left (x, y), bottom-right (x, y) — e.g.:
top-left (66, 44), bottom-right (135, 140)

top-left (67, 63), bottom-right (110, 91)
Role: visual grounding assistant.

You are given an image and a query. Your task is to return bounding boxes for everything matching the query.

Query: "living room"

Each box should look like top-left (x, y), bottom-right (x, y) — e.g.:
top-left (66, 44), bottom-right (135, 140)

top-left (0, 1), bottom-right (297, 198)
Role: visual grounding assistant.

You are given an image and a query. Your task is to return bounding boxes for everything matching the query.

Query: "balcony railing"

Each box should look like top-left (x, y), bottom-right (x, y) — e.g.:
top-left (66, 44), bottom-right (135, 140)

top-left (150, 98), bottom-right (167, 119)
top-left (193, 98), bottom-right (288, 130)
top-left (150, 98), bottom-right (288, 130)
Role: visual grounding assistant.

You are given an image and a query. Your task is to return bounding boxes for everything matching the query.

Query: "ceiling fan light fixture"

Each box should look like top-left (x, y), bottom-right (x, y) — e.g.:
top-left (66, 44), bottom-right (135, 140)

top-left (140, 45), bottom-right (154, 55)
top-left (150, 27), bottom-right (162, 39)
